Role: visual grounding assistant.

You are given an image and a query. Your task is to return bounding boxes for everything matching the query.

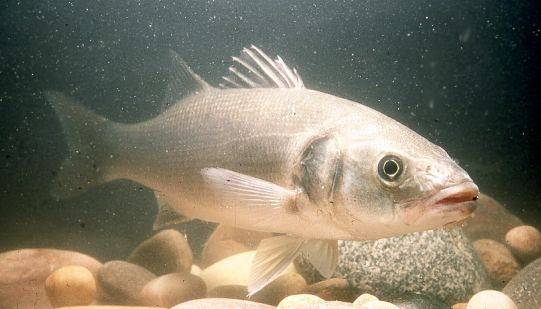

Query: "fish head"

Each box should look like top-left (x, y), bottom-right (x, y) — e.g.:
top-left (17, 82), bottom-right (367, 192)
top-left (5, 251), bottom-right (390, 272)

top-left (331, 122), bottom-right (479, 239)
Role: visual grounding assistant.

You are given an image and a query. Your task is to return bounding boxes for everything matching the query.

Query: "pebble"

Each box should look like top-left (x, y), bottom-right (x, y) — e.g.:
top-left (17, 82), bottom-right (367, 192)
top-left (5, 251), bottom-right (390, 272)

top-left (171, 298), bottom-right (275, 309)
top-left (57, 307), bottom-right (164, 309)
top-left (353, 294), bottom-right (379, 307)
top-left (505, 225), bottom-right (541, 264)
top-left (306, 278), bottom-right (356, 302)
top-left (45, 265), bottom-right (97, 307)
top-left (252, 272), bottom-right (307, 305)
top-left (321, 228), bottom-right (490, 305)
top-left (472, 239), bottom-right (520, 288)
top-left (466, 290), bottom-right (517, 309)
top-left (190, 264), bottom-right (202, 277)
top-left (96, 260), bottom-right (156, 305)
top-left (461, 193), bottom-right (523, 243)
top-left (325, 301), bottom-right (355, 308)
top-left (0, 249), bottom-right (101, 309)
top-left (207, 285), bottom-right (249, 300)
top-left (201, 224), bottom-right (272, 267)
top-left (359, 300), bottom-right (399, 309)
top-left (127, 229), bottom-right (193, 276)
top-left (139, 273), bottom-right (206, 307)
top-left (502, 257), bottom-right (541, 308)
top-left (452, 303), bottom-right (468, 309)
top-left (199, 250), bottom-right (296, 291)
top-left (276, 294), bottom-right (325, 308)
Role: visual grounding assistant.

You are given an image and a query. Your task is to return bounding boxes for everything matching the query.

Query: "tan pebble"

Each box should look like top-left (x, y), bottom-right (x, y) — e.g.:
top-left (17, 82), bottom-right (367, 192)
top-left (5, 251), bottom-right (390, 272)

top-left (199, 251), bottom-right (296, 291)
top-left (207, 285), bottom-right (248, 300)
top-left (451, 303), bottom-right (468, 309)
top-left (276, 294), bottom-right (325, 308)
top-left (353, 293), bottom-right (379, 308)
top-left (171, 298), bottom-right (275, 308)
top-left (505, 225), bottom-right (541, 264)
top-left (252, 272), bottom-right (307, 305)
top-left (139, 273), bottom-right (206, 307)
top-left (467, 290), bottom-right (517, 309)
top-left (472, 239), bottom-right (520, 288)
top-left (128, 229), bottom-right (193, 276)
top-left (359, 300), bottom-right (399, 309)
top-left (201, 238), bottom-right (249, 268)
top-left (307, 278), bottom-right (356, 302)
top-left (45, 265), bottom-right (97, 307)
top-left (190, 264), bottom-right (202, 276)
top-left (56, 306), bottom-right (165, 309)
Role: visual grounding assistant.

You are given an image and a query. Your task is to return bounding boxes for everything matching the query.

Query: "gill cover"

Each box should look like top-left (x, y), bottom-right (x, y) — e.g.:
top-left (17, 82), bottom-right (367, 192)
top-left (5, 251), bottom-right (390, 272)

top-left (297, 134), bottom-right (343, 207)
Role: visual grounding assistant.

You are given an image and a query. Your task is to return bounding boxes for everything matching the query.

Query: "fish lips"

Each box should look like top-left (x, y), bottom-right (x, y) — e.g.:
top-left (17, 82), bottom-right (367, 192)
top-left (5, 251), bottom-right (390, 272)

top-left (397, 181), bottom-right (479, 226)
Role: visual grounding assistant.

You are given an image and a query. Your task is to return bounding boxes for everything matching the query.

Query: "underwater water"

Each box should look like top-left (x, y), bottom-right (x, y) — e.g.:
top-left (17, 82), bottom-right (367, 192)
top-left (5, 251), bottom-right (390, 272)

top-left (1, 0), bottom-right (540, 308)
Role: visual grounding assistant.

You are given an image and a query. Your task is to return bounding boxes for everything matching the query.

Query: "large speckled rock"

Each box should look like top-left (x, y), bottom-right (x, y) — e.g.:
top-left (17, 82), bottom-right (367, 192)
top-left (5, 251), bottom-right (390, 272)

top-left (334, 228), bottom-right (490, 305)
top-left (0, 249), bottom-right (101, 309)
top-left (502, 257), bottom-right (541, 308)
top-left (128, 229), bottom-right (193, 276)
top-left (388, 292), bottom-right (447, 309)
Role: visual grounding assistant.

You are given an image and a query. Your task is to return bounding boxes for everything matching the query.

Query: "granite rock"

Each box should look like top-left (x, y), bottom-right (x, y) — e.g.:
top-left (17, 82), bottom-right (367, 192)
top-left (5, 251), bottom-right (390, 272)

top-left (502, 257), bottom-right (541, 308)
top-left (334, 228), bottom-right (490, 305)
top-left (388, 292), bottom-right (447, 309)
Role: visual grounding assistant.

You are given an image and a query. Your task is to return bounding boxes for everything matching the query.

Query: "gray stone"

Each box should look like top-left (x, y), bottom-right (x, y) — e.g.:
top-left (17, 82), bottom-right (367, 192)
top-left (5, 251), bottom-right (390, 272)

top-left (335, 228), bottom-right (490, 305)
top-left (96, 260), bottom-right (156, 305)
top-left (502, 257), bottom-right (541, 308)
top-left (389, 292), bottom-right (447, 309)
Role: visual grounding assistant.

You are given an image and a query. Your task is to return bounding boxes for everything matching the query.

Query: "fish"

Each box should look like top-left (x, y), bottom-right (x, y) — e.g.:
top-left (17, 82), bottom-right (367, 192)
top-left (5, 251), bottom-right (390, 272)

top-left (45, 45), bottom-right (479, 294)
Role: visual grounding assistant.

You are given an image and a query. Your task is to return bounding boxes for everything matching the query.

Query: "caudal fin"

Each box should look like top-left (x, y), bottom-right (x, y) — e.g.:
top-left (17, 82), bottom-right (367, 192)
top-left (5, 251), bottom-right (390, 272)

top-left (45, 91), bottom-right (109, 199)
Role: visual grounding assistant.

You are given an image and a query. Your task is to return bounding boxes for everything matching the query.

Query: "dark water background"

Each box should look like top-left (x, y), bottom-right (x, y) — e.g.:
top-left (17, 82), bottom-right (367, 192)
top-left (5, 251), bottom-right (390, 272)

top-left (1, 0), bottom-right (540, 261)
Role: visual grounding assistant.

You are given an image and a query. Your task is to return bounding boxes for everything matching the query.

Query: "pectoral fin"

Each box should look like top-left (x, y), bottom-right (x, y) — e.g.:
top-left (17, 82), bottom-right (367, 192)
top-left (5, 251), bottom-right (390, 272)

top-left (200, 168), bottom-right (301, 212)
top-left (152, 192), bottom-right (190, 230)
top-left (248, 235), bottom-right (306, 296)
top-left (301, 239), bottom-right (339, 278)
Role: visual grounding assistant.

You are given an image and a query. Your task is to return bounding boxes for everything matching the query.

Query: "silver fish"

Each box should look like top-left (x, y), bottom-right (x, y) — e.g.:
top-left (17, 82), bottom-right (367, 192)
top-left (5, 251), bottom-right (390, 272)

top-left (46, 45), bottom-right (479, 294)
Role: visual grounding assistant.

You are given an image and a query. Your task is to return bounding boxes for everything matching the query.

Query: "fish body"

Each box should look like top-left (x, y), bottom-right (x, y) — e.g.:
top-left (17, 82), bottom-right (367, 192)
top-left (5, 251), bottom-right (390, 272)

top-left (46, 46), bottom-right (479, 293)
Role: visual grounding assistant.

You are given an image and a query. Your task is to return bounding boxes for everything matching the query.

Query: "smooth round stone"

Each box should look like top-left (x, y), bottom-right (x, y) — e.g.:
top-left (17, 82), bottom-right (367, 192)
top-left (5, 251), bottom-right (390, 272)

top-left (461, 194), bottom-right (523, 243)
top-left (472, 239), bottom-right (520, 288)
top-left (45, 265), bottom-right (97, 307)
top-left (353, 294), bottom-right (379, 307)
top-left (139, 273), bottom-right (206, 307)
top-left (96, 260), bottom-right (156, 305)
top-left (190, 264), bottom-right (202, 277)
top-left (329, 228), bottom-right (490, 305)
top-left (199, 250), bottom-right (296, 291)
top-left (466, 290), bottom-right (517, 309)
top-left (276, 294), bottom-right (325, 308)
top-left (128, 229), bottom-right (193, 276)
top-left (325, 301), bottom-right (355, 308)
top-left (0, 249), bottom-right (101, 309)
top-left (252, 272), bottom-right (307, 305)
top-left (201, 224), bottom-right (272, 267)
top-left (359, 300), bottom-right (399, 309)
top-left (452, 303), bottom-right (468, 309)
top-left (505, 225), bottom-right (541, 264)
top-left (307, 278), bottom-right (356, 302)
top-left (208, 284), bottom-right (248, 300)
top-left (57, 307), bottom-right (165, 309)
top-left (502, 257), bottom-right (541, 308)
top-left (171, 298), bottom-right (275, 309)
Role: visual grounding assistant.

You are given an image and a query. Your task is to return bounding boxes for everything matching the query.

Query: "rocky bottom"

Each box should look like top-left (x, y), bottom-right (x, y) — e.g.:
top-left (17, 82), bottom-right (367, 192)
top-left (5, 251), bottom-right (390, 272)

top-left (1, 193), bottom-right (540, 309)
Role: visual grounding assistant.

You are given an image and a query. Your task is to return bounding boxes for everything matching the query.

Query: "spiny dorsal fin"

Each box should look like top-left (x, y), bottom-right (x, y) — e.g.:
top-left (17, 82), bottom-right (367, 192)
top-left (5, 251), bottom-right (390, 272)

top-left (220, 45), bottom-right (304, 89)
top-left (161, 50), bottom-right (212, 110)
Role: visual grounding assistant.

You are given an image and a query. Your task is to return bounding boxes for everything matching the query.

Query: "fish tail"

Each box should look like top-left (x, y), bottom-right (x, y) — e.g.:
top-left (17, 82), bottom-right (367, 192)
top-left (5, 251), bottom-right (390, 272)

top-left (45, 91), bottom-right (111, 199)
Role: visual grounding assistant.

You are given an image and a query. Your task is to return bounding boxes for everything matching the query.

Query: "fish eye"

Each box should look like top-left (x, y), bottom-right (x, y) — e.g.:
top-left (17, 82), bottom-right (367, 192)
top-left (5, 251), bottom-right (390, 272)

top-left (378, 155), bottom-right (403, 182)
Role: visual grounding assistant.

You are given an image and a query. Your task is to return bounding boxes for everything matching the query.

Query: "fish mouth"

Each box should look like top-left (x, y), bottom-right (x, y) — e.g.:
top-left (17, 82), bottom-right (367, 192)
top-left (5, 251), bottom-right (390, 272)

top-left (427, 181), bottom-right (479, 215)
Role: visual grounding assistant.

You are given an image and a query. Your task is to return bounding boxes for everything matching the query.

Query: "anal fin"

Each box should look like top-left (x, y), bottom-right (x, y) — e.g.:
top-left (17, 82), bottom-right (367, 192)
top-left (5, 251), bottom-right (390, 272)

top-left (153, 192), bottom-right (190, 230)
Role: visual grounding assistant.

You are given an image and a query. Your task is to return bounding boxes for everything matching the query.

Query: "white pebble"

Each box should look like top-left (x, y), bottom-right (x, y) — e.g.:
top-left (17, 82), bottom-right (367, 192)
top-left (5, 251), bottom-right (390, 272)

top-left (353, 293), bottom-right (379, 308)
top-left (467, 290), bottom-right (517, 309)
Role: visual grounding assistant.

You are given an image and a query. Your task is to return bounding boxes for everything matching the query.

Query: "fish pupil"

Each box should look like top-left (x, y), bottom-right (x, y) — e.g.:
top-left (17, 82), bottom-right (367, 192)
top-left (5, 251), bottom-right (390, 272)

top-left (378, 155), bottom-right (403, 182)
top-left (384, 160), bottom-right (399, 176)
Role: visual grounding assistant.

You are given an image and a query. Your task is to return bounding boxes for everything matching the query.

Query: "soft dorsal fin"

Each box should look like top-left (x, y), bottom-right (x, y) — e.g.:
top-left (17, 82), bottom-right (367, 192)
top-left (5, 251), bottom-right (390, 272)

top-left (161, 50), bottom-right (212, 110)
top-left (219, 45), bottom-right (304, 89)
